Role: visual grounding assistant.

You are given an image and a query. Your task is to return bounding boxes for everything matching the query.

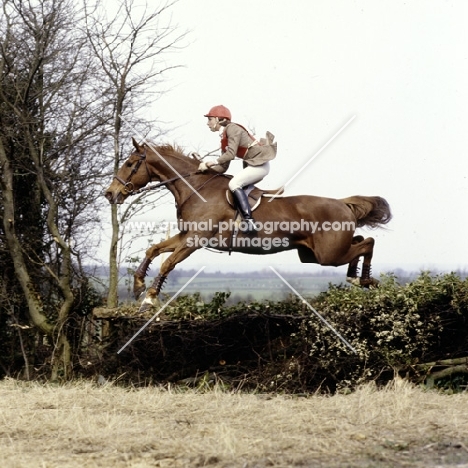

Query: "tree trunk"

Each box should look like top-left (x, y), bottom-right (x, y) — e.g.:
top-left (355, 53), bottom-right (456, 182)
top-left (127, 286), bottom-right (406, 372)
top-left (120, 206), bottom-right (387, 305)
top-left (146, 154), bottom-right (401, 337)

top-left (107, 204), bottom-right (120, 308)
top-left (1, 138), bottom-right (73, 379)
top-left (0, 140), bottom-right (53, 336)
top-left (51, 333), bottom-right (72, 381)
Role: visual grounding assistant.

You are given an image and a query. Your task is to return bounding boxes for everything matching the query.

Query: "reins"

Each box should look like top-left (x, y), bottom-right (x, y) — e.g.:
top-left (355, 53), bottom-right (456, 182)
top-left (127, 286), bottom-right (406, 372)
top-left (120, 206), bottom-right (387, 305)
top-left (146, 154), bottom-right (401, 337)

top-left (113, 147), bottom-right (199, 196)
top-left (113, 144), bottom-right (226, 204)
top-left (176, 173), bottom-right (220, 211)
top-left (129, 173), bottom-right (195, 196)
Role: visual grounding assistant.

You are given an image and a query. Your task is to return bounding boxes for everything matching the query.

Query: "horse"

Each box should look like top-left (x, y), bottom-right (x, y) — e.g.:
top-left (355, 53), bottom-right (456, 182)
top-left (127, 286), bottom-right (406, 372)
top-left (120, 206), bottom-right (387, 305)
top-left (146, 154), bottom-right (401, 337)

top-left (105, 138), bottom-right (392, 312)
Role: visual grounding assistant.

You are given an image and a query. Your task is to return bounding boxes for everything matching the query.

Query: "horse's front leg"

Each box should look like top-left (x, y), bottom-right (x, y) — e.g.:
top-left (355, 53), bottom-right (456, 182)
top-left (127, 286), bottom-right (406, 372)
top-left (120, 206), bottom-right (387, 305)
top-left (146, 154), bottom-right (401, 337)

top-left (139, 241), bottom-right (199, 313)
top-left (133, 233), bottom-right (185, 299)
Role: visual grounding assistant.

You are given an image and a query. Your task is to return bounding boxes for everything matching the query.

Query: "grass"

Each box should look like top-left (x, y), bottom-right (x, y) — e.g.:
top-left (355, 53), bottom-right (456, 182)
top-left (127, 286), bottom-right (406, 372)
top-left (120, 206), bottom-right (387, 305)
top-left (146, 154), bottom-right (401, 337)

top-left (1, 378), bottom-right (468, 467)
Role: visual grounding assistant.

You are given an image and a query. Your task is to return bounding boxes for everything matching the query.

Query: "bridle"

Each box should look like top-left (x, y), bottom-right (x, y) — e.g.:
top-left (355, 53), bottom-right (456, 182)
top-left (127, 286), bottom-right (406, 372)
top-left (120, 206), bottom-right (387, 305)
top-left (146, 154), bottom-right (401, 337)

top-left (112, 147), bottom-right (224, 207)
top-left (113, 150), bottom-right (152, 195)
top-left (113, 148), bottom-right (215, 197)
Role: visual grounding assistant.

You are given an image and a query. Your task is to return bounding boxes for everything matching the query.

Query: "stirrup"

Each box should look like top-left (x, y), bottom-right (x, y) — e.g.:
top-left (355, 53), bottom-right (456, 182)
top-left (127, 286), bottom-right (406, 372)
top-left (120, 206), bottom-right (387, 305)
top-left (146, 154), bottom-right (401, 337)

top-left (240, 217), bottom-right (259, 233)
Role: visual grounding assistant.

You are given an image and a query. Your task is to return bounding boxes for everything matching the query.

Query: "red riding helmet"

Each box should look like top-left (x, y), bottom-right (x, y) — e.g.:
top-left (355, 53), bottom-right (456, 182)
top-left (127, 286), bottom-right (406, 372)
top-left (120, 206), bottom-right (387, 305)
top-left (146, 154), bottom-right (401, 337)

top-left (204, 105), bottom-right (232, 120)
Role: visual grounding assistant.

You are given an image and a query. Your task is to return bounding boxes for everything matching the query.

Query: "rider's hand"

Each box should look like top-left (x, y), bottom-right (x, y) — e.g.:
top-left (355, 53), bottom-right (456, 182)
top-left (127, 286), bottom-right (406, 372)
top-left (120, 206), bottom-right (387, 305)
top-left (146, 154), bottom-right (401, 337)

top-left (198, 162), bottom-right (209, 172)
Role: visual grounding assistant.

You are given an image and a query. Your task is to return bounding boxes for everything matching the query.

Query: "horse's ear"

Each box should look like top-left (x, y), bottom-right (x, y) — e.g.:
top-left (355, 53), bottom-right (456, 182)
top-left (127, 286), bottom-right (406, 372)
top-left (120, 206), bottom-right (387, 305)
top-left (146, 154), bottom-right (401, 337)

top-left (132, 137), bottom-right (142, 153)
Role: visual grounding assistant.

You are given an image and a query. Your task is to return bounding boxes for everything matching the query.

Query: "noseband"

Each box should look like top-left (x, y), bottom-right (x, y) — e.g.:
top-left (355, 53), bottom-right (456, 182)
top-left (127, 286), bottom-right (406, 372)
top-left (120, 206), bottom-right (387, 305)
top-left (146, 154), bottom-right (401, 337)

top-left (113, 150), bottom-right (150, 195)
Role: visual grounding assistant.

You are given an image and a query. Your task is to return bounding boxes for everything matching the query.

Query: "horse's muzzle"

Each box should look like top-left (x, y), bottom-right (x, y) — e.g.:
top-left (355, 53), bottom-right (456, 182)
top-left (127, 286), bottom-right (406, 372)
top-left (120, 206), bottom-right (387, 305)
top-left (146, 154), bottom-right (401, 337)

top-left (104, 190), bottom-right (125, 204)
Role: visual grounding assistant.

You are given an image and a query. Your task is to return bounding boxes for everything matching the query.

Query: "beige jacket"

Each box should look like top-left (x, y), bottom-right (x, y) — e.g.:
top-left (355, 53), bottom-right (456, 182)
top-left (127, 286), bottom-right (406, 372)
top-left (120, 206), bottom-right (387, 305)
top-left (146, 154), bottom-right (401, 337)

top-left (212, 123), bottom-right (277, 173)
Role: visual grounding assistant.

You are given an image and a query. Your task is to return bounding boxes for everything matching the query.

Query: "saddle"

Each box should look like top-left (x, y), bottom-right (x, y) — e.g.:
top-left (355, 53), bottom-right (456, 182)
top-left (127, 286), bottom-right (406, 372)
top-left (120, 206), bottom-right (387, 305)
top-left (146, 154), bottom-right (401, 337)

top-left (225, 186), bottom-right (285, 211)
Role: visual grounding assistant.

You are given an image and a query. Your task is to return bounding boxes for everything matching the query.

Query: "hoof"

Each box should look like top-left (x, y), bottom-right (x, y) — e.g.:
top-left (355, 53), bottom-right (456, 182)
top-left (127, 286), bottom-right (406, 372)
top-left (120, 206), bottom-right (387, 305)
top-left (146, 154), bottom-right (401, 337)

top-left (360, 277), bottom-right (380, 289)
top-left (346, 276), bottom-right (360, 287)
top-left (137, 292), bottom-right (161, 314)
top-left (134, 284), bottom-right (146, 300)
top-left (138, 302), bottom-right (151, 314)
top-left (138, 297), bottom-right (154, 314)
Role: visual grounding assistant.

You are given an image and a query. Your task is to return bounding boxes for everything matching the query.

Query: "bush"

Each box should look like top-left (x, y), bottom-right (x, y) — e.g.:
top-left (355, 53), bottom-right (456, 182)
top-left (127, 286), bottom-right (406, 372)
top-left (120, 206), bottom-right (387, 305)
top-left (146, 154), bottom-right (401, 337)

top-left (276, 272), bottom-right (468, 392)
top-left (94, 272), bottom-right (468, 393)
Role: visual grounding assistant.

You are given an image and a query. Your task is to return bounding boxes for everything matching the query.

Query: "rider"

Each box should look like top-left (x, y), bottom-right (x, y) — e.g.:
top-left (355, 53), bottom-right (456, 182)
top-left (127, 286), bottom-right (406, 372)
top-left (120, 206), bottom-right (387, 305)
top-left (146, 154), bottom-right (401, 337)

top-left (198, 105), bottom-right (277, 231)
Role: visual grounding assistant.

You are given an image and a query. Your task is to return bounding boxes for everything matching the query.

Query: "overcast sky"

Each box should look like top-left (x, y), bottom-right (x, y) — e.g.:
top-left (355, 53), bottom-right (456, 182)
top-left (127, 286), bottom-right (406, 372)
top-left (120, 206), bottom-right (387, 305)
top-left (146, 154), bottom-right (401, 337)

top-left (110, 0), bottom-right (468, 274)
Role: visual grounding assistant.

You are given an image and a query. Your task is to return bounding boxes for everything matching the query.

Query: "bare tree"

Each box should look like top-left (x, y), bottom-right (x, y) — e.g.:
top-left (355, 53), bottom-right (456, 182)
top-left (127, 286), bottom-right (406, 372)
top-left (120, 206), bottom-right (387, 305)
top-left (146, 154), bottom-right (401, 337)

top-left (0, 0), bottom-right (110, 378)
top-left (0, 0), bottom-right (186, 378)
top-left (84, 0), bottom-right (187, 308)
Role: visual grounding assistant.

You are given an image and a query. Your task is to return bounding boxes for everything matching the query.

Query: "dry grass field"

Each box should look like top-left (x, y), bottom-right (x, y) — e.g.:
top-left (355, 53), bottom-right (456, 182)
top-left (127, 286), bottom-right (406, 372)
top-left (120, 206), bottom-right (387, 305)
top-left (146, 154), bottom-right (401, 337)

top-left (1, 378), bottom-right (468, 468)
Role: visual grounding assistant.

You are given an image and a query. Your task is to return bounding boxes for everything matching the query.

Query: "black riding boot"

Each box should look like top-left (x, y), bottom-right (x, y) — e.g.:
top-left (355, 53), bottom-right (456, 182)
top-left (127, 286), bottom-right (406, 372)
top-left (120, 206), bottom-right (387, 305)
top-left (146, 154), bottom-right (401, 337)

top-left (232, 188), bottom-right (258, 232)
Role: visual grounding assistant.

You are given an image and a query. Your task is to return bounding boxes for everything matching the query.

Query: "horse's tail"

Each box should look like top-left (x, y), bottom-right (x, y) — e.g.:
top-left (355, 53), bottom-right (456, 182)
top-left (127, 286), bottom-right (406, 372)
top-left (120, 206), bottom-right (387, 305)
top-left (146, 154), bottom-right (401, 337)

top-left (340, 196), bottom-right (392, 229)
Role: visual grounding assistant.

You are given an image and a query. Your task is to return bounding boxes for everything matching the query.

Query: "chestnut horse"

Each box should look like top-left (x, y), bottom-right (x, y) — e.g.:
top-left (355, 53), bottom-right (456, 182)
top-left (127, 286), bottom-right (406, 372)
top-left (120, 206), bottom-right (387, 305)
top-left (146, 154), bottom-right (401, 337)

top-left (105, 139), bottom-right (392, 311)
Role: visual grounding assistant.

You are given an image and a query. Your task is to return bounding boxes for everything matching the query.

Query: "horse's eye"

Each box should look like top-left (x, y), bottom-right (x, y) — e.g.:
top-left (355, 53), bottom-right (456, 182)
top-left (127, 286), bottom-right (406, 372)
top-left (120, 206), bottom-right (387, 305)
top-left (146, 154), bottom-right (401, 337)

top-left (126, 162), bottom-right (133, 167)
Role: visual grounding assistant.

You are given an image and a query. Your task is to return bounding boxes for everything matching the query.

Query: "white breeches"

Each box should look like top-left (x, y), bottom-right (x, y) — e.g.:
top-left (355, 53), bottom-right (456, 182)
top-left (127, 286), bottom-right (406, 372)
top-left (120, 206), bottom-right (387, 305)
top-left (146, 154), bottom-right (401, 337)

top-left (228, 162), bottom-right (270, 191)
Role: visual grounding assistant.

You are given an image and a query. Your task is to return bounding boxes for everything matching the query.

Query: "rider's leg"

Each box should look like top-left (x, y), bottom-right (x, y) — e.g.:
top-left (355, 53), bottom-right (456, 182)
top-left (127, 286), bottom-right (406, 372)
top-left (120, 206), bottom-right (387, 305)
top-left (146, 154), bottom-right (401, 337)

top-left (228, 163), bottom-right (270, 232)
top-left (231, 188), bottom-right (257, 231)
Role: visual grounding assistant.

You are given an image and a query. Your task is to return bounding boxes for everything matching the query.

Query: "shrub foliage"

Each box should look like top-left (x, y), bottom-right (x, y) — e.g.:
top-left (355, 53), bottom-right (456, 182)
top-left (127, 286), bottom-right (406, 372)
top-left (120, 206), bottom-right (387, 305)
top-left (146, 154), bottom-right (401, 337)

top-left (93, 272), bottom-right (468, 393)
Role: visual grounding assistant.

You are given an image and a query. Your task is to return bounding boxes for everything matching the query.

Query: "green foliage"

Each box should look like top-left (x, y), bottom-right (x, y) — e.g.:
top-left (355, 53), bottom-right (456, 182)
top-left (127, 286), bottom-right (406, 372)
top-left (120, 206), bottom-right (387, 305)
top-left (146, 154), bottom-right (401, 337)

top-left (102, 272), bottom-right (468, 393)
top-left (163, 292), bottom-right (233, 321)
top-left (277, 271), bottom-right (468, 391)
top-left (161, 292), bottom-right (307, 321)
top-left (433, 373), bottom-right (468, 393)
top-left (72, 282), bottom-right (104, 317)
top-left (310, 274), bottom-right (438, 361)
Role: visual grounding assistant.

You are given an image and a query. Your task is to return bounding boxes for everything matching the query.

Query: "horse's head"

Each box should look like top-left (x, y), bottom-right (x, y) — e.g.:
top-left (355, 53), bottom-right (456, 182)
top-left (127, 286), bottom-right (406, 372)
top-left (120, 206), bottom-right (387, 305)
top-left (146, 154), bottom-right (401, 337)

top-left (105, 138), bottom-right (153, 204)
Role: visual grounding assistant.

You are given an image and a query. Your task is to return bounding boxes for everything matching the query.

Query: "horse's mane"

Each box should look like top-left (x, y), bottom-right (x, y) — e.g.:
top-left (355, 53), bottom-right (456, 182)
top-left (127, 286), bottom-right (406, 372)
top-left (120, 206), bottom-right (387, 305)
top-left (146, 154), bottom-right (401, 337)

top-left (144, 142), bottom-right (199, 169)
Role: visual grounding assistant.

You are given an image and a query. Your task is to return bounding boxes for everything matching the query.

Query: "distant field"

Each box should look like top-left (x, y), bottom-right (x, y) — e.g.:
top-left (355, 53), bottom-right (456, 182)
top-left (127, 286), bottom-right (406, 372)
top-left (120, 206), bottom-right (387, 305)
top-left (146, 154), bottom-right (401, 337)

top-left (96, 274), bottom-right (347, 303)
top-left (161, 275), bottom-right (342, 302)
top-left (91, 267), bottom-right (421, 303)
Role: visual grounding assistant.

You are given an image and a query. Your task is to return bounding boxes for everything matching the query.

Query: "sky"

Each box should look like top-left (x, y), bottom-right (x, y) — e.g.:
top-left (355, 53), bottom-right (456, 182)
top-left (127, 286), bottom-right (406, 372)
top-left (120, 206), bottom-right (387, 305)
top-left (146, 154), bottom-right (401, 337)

top-left (106, 0), bottom-right (468, 274)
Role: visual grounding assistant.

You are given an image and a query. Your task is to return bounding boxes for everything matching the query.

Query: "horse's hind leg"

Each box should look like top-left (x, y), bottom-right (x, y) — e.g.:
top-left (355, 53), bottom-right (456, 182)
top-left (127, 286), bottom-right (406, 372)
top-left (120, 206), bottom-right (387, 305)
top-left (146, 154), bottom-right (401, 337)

top-left (360, 239), bottom-right (379, 288)
top-left (350, 236), bottom-right (379, 288)
top-left (346, 236), bottom-right (364, 286)
top-left (133, 234), bottom-right (184, 299)
top-left (331, 236), bottom-right (378, 288)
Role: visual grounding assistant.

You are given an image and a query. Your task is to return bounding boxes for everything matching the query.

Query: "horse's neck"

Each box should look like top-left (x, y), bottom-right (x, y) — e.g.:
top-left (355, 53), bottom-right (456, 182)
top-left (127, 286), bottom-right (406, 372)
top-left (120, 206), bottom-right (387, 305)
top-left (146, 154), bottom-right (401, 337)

top-left (149, 151), bottom-right (189, 177)
top-left (148, 150), bottom-right (231, 205)
top-left (149, 155), bottom-right (199, 202)
top-left (172, 172), bottom-right (225, 202)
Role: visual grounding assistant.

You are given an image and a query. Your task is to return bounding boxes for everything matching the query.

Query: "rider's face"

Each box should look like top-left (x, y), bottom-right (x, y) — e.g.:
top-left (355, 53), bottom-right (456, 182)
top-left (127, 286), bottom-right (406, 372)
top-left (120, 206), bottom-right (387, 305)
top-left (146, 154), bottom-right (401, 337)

top-left (207, 116), bottom-right (220, 132)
